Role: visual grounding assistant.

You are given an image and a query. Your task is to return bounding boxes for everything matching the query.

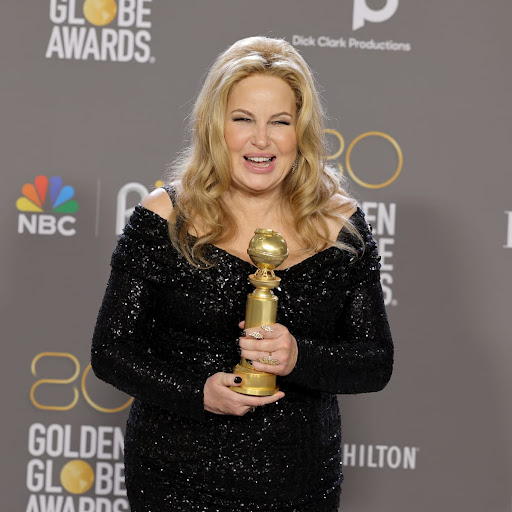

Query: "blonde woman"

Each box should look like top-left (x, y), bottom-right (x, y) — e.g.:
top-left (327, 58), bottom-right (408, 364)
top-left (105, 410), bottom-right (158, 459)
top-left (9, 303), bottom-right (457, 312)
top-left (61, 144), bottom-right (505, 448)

top-left (92, 36), bottom-right (393, 511)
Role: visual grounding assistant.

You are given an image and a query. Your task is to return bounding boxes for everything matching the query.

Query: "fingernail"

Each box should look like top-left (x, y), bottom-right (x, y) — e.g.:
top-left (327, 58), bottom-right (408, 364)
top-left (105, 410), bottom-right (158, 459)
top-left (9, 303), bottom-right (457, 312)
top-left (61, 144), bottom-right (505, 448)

top-left (246, 359), bottom-right (252, 365)
top-left (234, 376), bottom-right (242, 384)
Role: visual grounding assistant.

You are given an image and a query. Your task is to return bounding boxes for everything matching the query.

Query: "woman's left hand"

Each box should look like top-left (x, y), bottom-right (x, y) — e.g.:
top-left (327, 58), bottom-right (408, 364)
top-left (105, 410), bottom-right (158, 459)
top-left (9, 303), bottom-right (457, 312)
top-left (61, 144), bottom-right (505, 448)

top-left (238, 321), bottom-right (298, 376)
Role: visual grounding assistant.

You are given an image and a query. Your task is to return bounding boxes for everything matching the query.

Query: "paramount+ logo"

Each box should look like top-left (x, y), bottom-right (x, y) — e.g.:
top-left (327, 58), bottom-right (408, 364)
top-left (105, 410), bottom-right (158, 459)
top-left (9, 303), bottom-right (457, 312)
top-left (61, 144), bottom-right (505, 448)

top-left (46, 0), bottom-right (154, 63)
top-left (16, 175), bottom-right (78, 236)
top-left (353, 0), bottom-right (399, 31)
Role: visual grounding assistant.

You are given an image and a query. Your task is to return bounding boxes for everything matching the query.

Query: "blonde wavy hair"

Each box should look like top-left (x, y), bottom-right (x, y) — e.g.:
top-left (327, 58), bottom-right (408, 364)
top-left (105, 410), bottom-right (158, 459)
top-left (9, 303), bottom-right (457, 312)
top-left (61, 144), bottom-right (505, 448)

top-left (165, 36), bottom-right (361, 266)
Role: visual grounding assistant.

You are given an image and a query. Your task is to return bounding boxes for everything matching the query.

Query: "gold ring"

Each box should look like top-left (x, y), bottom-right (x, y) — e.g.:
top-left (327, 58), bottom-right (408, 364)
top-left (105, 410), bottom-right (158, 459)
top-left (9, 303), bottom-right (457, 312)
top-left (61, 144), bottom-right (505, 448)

top-left (258, 355), bottom-right (282, 365)
top-left (261, 325), bottom-right (273, 332)
top-left (249, 331), bottom-right (264, 340)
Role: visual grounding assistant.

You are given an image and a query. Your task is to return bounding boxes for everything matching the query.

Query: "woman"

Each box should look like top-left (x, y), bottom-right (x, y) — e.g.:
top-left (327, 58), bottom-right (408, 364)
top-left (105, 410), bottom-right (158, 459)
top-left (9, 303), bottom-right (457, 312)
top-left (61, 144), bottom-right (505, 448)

top-left (92, 36), bottom-right (393, 511)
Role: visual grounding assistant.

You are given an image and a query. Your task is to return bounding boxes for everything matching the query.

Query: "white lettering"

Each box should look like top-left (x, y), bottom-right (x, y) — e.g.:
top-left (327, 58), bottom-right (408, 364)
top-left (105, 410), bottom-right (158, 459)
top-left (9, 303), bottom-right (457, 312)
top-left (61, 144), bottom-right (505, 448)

top-left (113, 463), bottom-right (126, 495)
top-left (386, 445), bottom-right (402, 469)
top-left (18, 214), bottom-right (38, 234)
top-left (134, 30), bottom-right (151, 63)
top-left (62, 26), bottom-right (87, 59)
top-left (403, 446), bottom-right (417, 469)
top-left (343, 443), bottom-right (418, 469)
top-left (63, 425), bottom-right (79, 458)
top-left (136, 0), bottom-right (152, 28)
top-left (45, 459), bottom-right (63, 493)
top-left (80, 426), bottom-right (98, 459)
top-left (82, 28), bottom-right (101, 61)
top-left (504, 211), bottom-right (512, 248)
top-left (380, 272), bottom-right (393, 306)
top-left (116, 182), bottom-right (149, 234)
top-left (101, 29), bottom-right (118, 61)
top-left (68, 0), bottom-right (85, 25)
top-left (96, 462), bottom-right (114, 495)
top-left (28, 423), bottom-right (46, 456)
top-left (57, 216), bottom-right (77, 236)
top-left (377, 238), bottom-right (394, 272)
top-left (291, 35), bottom-right (316, 47)
top-left (118, 0), bottom-right (137, 27)
top-left (49, 0), bottom-right (67, 24)
top-left (26, 459), bottom-right (45, 492)
top-left (46, 25), bottom-right (65, 59)
top-left (98, 426), bottom-right (113, 460)
top-left (38, 215), bottom-right (56, 235)
top-left (78, 497), bottom-right (95, 512)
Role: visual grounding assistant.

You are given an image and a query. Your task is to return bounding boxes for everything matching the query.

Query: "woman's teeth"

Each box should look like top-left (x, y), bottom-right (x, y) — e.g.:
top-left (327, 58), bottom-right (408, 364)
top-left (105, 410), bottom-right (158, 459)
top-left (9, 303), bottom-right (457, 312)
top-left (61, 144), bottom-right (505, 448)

top-left (245, 156), bottom-right (275, 167)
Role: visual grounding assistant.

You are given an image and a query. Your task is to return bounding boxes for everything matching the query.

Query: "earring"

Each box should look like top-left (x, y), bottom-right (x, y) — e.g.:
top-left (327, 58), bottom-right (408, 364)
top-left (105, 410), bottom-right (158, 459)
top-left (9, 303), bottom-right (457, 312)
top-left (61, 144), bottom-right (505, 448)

top-left (291, 156), bottom-right (299, 172)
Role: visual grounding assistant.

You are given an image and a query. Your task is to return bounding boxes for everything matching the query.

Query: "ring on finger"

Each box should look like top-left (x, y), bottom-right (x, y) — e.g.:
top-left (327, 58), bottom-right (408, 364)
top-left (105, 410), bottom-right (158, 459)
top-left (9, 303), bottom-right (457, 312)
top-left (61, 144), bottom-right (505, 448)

top-left (249, 331), bottom-right (264, 340)
top-left (258, 354), bottom-right (282, 365)
top-left (261, 325), bottom-right (273, 332)
top-left (250, 406), bottom-right (256, 413)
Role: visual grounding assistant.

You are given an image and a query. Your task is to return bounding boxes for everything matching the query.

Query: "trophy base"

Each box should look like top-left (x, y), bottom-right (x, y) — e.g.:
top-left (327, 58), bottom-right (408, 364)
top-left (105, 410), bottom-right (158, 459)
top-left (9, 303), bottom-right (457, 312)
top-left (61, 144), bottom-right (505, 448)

top-left (230, 364), bottom-right (279, 396)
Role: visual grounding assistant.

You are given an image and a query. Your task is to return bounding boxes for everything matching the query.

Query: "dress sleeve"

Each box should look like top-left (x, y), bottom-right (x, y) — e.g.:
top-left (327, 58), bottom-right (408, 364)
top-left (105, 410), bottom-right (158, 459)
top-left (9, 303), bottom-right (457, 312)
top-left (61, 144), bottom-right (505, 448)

top-left (281, 219), bottom-right (394, 395)
top-left (91, 205), bottom-right (206, 422)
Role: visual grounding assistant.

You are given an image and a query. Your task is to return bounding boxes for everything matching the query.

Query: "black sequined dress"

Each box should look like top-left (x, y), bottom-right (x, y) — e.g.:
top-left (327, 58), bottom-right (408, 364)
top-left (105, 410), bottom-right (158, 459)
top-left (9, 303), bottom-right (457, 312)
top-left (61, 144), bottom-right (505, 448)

top-left (91, 187), bottom-right (393, 511)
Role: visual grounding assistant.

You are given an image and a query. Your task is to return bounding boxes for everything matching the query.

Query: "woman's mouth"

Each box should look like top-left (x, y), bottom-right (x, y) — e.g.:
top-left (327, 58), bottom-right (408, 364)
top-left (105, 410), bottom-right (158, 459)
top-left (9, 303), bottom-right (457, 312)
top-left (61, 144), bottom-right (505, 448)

top-left (244, 156), bottom-right (276, 168)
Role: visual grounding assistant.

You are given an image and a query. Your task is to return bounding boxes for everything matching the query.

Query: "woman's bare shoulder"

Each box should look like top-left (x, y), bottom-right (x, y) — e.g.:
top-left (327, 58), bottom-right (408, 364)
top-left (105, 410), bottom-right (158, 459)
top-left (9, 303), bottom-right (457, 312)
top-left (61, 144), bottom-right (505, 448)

top-left (332, 193), bottom-right (358, 219)
top-left (141, 188), bottom-right (174, 221)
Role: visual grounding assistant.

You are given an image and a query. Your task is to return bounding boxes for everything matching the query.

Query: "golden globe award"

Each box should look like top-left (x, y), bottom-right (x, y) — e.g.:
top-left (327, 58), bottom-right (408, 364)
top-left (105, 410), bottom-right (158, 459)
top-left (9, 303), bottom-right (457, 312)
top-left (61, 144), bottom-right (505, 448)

top-left (231, 229), bottom-right (288, 396)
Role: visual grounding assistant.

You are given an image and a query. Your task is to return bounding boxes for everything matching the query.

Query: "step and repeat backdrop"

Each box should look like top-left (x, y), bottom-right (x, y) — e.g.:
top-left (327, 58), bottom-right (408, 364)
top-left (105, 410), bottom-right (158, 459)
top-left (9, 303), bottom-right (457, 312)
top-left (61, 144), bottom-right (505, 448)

top-left (2, 1), bottom-right (511, 511)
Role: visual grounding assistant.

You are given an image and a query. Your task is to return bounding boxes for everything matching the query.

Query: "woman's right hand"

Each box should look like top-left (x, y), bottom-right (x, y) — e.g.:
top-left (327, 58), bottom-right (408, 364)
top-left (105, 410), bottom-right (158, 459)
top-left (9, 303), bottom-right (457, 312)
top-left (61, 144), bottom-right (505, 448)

top-left (204, 372), bottom-right (285, 416)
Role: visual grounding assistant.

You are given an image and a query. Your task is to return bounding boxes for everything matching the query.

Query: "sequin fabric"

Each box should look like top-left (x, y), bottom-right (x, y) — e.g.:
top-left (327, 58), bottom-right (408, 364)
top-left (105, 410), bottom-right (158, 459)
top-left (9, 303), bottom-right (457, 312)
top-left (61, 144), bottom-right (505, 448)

top-left (91, 188), bottom-right (393, 511)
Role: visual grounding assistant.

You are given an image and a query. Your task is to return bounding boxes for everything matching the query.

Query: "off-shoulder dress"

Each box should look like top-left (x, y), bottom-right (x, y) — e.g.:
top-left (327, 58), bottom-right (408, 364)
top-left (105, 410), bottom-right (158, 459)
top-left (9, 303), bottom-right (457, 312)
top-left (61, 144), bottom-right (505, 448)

top-left (91, 186), bottom-right (393, 511)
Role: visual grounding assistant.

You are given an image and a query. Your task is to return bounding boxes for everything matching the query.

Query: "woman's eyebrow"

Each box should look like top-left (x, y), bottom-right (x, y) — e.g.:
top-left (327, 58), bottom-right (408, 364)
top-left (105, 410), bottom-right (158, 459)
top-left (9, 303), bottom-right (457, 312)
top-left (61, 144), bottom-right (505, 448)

top-left (230, 109), bottom-right (293, 118)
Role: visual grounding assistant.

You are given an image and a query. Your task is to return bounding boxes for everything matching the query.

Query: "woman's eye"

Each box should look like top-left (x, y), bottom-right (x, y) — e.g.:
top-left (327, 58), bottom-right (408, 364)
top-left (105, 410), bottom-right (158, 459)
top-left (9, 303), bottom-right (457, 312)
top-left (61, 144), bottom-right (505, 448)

top-left (233, 117), bottom-right (252, 122)
top-left (273, 120), bottom-right (290, 126)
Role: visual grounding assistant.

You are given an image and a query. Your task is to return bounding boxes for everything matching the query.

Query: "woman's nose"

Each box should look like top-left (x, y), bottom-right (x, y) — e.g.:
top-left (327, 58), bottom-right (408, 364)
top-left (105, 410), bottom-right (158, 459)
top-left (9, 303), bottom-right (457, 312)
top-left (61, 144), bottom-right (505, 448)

top-left (252, 124), bottom-right (269, 149)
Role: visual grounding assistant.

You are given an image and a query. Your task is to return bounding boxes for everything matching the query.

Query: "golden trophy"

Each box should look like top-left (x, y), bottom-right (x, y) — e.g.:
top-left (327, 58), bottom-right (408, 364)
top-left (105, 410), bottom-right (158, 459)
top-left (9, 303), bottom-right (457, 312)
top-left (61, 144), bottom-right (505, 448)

top-left (231, 229), bottom-right (288, 396)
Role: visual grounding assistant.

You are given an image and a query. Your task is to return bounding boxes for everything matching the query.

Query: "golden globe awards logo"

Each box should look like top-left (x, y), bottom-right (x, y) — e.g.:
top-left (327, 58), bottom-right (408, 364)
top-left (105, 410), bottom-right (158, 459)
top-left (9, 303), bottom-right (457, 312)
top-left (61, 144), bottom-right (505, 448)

top-left (26, 423), bottom-right (128, 512)
top-left (26, 352), bottom-right (133, 511)
top-left (46, 0), bottom-right (154, 63)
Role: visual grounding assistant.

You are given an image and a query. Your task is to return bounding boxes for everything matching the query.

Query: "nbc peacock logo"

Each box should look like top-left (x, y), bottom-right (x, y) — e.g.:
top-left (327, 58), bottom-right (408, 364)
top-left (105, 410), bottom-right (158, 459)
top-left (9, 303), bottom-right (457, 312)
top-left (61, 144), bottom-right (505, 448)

top-left (16, 176), bottom-right (78, 236)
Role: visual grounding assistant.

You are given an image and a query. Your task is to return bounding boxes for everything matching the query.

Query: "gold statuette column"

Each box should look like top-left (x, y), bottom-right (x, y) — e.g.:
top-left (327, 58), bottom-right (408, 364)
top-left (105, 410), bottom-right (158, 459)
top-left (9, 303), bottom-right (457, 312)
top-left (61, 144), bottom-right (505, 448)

top-left (231, 229), bottom-right (288, 396)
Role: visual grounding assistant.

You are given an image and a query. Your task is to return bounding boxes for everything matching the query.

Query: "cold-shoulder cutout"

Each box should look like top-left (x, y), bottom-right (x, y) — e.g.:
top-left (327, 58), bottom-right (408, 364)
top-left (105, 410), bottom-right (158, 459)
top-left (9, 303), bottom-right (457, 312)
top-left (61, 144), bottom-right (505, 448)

top-left (141, 188), bottom-right (174, 221)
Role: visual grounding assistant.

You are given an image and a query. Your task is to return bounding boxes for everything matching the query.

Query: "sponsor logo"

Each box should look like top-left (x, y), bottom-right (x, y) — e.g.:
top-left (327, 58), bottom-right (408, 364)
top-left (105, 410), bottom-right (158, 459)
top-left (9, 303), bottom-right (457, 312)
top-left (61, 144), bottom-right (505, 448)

top-left (115, 180), bottom-right (162, 235)
top-left (46, 0), bottom-right (154, 63)
top-left (353, 0), bottom-right (399, 31)
top-left (343, 443), bottom-right (419, 469)
top-left (292, 34), bottom-right (411, 53)
top-left (292, 1), bottom-right (410, 53)
top-left (504, 211), bottom-right (512, 248)
top-left (16, 176), bottom-right (78, 236)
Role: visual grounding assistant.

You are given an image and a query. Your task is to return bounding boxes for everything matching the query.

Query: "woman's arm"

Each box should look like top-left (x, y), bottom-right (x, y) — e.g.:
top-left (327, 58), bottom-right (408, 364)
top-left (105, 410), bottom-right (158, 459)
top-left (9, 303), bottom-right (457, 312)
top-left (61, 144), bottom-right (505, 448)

top-left (91, 267), bottom-right (207, 421)
top-left (280, 272), bottom-right (393, 394)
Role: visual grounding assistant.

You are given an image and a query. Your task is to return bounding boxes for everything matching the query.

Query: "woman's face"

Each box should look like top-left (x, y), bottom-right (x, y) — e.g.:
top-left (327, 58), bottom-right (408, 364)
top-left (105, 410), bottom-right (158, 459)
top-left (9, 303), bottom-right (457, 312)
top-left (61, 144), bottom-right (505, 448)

top-left (224, 74), bottom-right (298, 195)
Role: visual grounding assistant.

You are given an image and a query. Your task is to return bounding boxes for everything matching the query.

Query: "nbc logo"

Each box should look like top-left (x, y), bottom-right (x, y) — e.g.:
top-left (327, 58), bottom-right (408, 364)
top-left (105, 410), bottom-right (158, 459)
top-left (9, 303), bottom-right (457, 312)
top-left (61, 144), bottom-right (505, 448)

top-left (16, 176), bottom-right (78, 236)
top-left (46, 0), bottom-right (154, 63)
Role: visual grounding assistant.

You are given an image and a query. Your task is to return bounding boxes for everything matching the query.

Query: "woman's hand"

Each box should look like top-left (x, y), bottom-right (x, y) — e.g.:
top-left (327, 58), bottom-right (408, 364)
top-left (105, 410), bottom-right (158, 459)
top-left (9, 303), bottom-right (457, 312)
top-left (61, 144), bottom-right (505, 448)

top-left (204, 372), bottom-right (285, 416)
top-left (238, 321), bottom-right (298, 376)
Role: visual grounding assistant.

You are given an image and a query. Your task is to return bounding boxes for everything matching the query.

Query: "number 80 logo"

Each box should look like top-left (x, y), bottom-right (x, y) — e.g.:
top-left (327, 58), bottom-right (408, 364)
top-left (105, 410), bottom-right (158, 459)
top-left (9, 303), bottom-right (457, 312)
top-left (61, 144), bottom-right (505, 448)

top-left (30, 352), bottom-right (133, 413)
top-left (325, 129), bottom-right (403, 189)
